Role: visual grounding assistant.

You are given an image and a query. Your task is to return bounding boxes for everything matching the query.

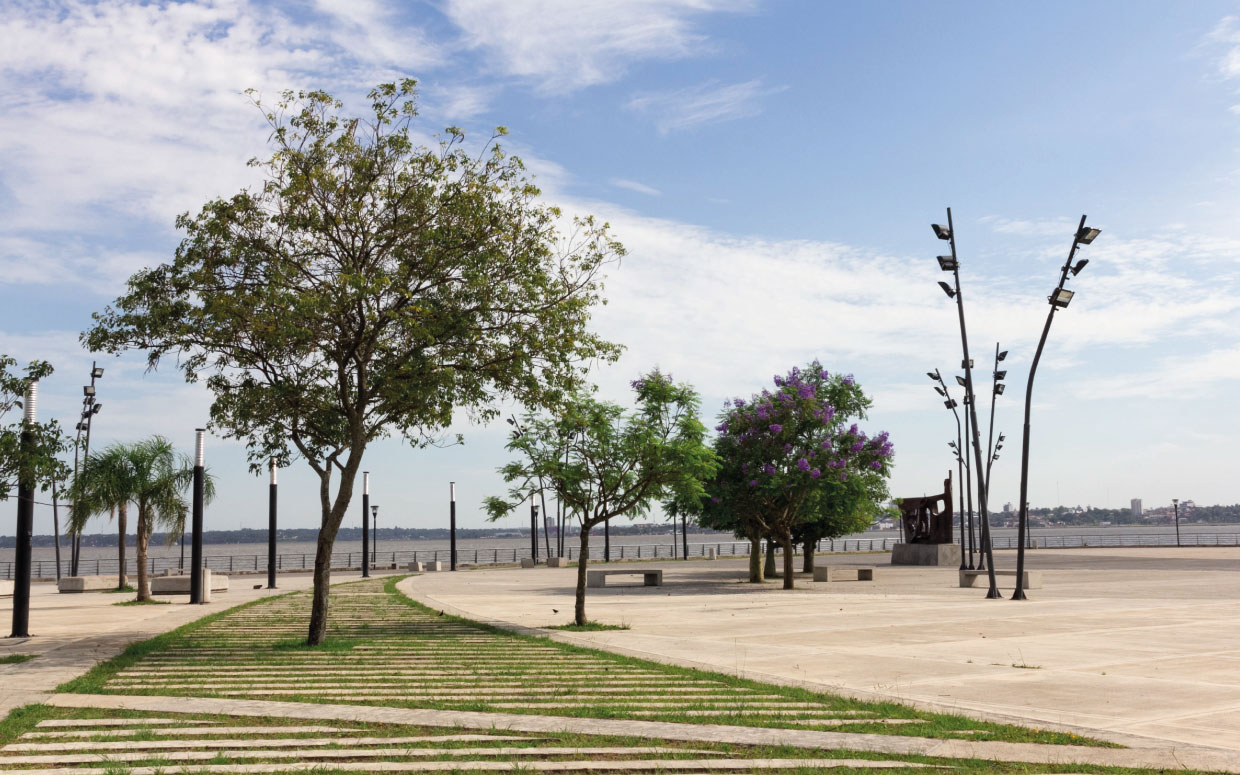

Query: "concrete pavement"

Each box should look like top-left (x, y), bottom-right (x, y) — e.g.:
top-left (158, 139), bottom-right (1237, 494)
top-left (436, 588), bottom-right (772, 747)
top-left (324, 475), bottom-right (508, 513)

top-left (405, 547), bottom-right (1240, 752)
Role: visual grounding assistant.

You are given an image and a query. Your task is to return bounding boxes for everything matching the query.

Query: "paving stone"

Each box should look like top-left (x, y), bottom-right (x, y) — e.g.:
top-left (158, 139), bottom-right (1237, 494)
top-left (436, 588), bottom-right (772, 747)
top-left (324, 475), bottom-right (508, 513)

top-left (5, 735), bottom-right (539, 752)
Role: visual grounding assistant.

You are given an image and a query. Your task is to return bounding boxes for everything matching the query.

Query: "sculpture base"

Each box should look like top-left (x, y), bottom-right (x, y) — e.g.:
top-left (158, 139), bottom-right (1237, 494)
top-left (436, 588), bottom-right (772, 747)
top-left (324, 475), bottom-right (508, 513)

top-left (891, 542), bottom-right (960, 566)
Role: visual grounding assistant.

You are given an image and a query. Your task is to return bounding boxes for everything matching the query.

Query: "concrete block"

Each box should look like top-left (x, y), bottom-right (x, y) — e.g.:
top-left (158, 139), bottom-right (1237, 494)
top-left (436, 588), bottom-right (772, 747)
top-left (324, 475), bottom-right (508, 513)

top-left (0, 579), bottom-right (13, 597)
top-left (150, 569), bottom-right (229, 595)
top-left (891, 542), bottom-right (961, 566)
top-left (959, 569), bottom-right (1042, 589)
top-left (546, 557), bottom-right (568, 568)
top-left (520, 558), bottom-right (536, 568)
top-left (706, 548), bottom-right (718, 560)
top-left (407, 561), bottom-right (425, 572)
top-left (586, 569), bottom-right (662, 588)
top-left (57, 575), bottom-right (121, 593)
top-left (424, 561), bottom-right (446, 571)
top-left (814, 566), bottom-right (875, 582)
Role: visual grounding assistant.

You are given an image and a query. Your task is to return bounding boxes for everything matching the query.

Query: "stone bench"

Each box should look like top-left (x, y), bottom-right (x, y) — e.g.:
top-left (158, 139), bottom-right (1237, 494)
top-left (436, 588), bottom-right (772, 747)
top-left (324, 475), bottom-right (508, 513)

top-left (57, 575), bottom-right (121, 593)
top-left (150, 569), bottom-right (230, 595)
top-left (813, 566), bottom-right (875, 583)
top-left (520, 558), bottom-right (537, 568)
top-left (0, 579), bottom-right (12, 597)
top-left (546, 557), bottom-right (569, 568)
top-left (586, 568), bottom-right (662, 588)
top-left (959, 569), bottom-right (1042, 589)
top-left (423, 561), bottom-right (446, 571)
top-left (408, 561), bottom-right (425, 572)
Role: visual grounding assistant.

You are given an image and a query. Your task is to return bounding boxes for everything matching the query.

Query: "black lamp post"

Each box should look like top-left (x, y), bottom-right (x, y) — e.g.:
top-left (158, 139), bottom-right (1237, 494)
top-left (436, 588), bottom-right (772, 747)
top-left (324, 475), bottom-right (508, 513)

top-left (450, 482), bottom-right (458, 571)
top-left (933, 209), bottom-right (999, 597)
top-left (267, 458), bottom-right (277, 589)
top-left (10, 379), bottom-right (37, 638)
top-left (361, 472), bottom-right (370, 578)
top-left (69, 363), bottom-right (104, 577)
top-left (1013, 216), bottom-right (1097, 600)
top-left (371, 504), bottom-right (379, 566)
top-left (930, 371), bottom-right (970, 570)
top-left (986, 346), bottom-right (1006, 499)
top-left (1173, 498), bottom-right (1180, 547)
top-left (189, 428), bottom-right (206, 605)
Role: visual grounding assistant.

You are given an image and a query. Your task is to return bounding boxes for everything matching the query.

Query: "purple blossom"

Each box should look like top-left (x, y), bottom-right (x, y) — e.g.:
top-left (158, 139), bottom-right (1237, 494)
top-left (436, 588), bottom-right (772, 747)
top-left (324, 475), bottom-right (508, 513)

top-left (797, 458), bottom-right (810, 472)
top-left (798, 383), bottom-right (814, 399)
top-left (630, 379), bottom-right (645, 390)
top-left (819, 369), bottom-right (829, 379)
top-left (764, 463), bottom-right (777, 475)
top-left (733, 398), bottom-right (746, 408)
top-left (769, 423), bottom-right (783, 434)
top-left (784, 443), bottom-right (793, 453)
top-left (715, 422), bottom-right (729, 433)
top-left (839, 472), bottom-right (848, 482)
top-left (849, 423), bottom-right (859, 436)
top-left (843, 375), bottom-right (855, 387)
top-left (711, 496), bottom-right (722, 504)
top-left (810, 468), bottom-right (821, 479)
top-left (748, 479), bottom-right (759, 487)
top-left (850, 441), bottom-right (865, 453)
top-left (870, 460), bottom-right (883, 470)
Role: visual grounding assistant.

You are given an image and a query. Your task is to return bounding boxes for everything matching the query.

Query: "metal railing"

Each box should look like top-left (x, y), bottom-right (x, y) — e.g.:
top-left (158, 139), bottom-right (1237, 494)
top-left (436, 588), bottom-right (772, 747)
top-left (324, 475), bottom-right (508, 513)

top-left (4, 532), bottom-right (1237, 579)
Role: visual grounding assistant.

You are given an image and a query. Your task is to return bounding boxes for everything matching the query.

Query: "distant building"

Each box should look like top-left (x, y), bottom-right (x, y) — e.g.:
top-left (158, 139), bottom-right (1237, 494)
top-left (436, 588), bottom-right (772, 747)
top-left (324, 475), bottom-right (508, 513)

top-left (1003, 502), bottom-right (1012, 513)
top-left (1131, 498), bottom-right (1143, 517)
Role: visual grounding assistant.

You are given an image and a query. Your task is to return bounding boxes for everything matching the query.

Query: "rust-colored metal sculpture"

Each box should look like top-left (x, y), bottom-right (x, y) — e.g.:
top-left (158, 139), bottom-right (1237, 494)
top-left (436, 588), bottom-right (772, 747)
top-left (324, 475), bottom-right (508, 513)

top-left (898, 472), bottom-right (954, 545)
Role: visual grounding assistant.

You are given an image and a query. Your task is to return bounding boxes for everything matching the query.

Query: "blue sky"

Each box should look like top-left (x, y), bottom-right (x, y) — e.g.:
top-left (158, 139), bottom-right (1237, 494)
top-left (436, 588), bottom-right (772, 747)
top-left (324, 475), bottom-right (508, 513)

top-left (3, 0), bottom-right (1240, 535)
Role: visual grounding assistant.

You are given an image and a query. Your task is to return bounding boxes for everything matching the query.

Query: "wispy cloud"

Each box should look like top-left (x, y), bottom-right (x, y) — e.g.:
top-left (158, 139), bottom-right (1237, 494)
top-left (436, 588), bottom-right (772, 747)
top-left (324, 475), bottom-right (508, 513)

top-left (611, 178), bottom-right (661, 196)
top-left (443, 0), bottom-right (753, 93)
top-left (627, 78), bottom-right (784, 134)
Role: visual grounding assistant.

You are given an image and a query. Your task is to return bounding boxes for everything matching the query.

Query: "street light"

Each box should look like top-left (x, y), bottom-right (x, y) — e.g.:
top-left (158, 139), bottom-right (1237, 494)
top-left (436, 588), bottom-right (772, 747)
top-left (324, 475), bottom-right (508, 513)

top-left (70, 362), bottom-right (104, 577)
top-left (932, 372), bottom-right (973, 569)
top-left (361, 472), bottom-right (371, 578)
top-left (1172, 498), bottom-right (1180, 547)
top-left (1013, 215), bottom-right (1098, 600)
top-left (931, 208), bottom-right (998, 596)
top-left (371, 504), bottom-right (379, 566)
top-left (10, 380), bottom-right (37, 637)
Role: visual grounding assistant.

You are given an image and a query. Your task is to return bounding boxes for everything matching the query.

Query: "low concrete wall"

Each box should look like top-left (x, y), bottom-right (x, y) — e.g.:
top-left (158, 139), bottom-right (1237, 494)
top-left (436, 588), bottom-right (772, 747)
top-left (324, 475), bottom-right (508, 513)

top-left (57, 576), bottom-right (121, 593)
top-left (891, 542), bottom-right (961, 566)
top-left (150, 569), bottom-right (230, 594)
top-left (0, 579), bottom-right (13, 597)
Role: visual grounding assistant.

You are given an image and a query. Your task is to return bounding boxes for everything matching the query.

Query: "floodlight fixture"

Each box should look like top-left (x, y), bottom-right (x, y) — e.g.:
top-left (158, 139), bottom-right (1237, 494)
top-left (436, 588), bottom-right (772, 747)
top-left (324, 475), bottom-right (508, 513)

top-left (83, 385), bottom-right (95, 397)
top-left (944, 399), bottom-right (957, 409)
top-left (92, 403), bottom-right (102, 414)
top-left (926, 370), bottom-right (940, 381)
top-left (948, 441), bottom-right (957, 449)
top-left (92, 367), bottom-right (105, 379)
top-left (937, 255), bottom-right (958, 271)
top-left (932, 224), bottom-right (952, 241)
top-left (992, 454), bottom-right (1000, 462)
top-left (1071, 259), bottom-right (1089, 276)
top-left (996, 442), bottom-right (1004, 452)
top-left (76, 422), bottom-right (87, 431)
top-left (994, 383), bottom-right (1006, 395)
top-left (994, 370), bottom-right (1007, 381)
top-left (938, 281), bottom-right (956, 299)
top-left (1076, 226), bottom-right (1101, 245)
top-left (997, 350), bottom-right (1008, 362)
top-left (1050, 288), bottom-right (1075, 308)
top-left (961, 359), bottom-right (973, 369)
top-left (955, 375), bottom-right (967, 387)
top-left (506, 418), bottom-right (515, 426)
top-left (934, 386), bottom-right (946, 396)
top-left (998, 433), bottom-right (1006, 442)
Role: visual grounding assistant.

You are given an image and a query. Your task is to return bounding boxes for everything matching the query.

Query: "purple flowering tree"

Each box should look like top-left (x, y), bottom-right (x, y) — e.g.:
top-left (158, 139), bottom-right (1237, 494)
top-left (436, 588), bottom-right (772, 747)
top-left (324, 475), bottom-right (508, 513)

top-left (707, 362), bottom-right (893, 589)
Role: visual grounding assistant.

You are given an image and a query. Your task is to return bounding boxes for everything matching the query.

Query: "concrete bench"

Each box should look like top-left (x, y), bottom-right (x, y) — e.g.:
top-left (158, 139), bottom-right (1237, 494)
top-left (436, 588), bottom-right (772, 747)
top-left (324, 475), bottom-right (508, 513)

top-left (407, 561), bottom-right (426, 572)
top-left (547, 557), bottom-right (569, 568)
top-left (959, 569), bottom-right (1042, 589)
top-left (0, 579), bottom-right (12, 597)
top-left (586, 568), bottom-right (662, 588)
top-left (423, 561), bottom-right (446, 571)
top-left (57, 575), bottom-right (121, 593)
top-left (813, 566), bottom-right (875, 583)
top-left (150, 569), bottom-right (230, 595)
top-left (520, 558), bottom-right (537, 568)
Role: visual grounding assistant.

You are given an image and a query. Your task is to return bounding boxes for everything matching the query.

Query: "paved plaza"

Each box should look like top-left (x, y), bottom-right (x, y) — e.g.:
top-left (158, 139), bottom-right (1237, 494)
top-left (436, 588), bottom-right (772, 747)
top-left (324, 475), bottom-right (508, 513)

top-left (406, 547), bottom-right (1240, 752)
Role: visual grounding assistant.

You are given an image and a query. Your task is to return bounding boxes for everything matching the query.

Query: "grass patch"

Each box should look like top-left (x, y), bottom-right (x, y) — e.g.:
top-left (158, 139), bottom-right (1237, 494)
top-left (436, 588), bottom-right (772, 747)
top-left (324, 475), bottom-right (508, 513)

top-left (0, 654), bottom-right (36, 664)
top-left (546, 621), bottom-right (631, 631)
top-left (104, 585), bottom-right (137, 594)
top-left (270, 636), bottom-right (361, 651)
top-left (113, 599), bottom-right (170, 607)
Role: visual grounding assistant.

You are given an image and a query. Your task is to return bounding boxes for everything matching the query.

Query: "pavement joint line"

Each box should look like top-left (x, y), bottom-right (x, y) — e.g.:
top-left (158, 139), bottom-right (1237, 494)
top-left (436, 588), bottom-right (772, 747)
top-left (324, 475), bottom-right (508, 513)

top-left (7, 735), bottom-right (544, 752)
top-left (18, 726), bottom-right (361, 739)
top-left (0, 745), bottom-right (701, 765)
top-left (43, 693), bottom-right (1240, 772)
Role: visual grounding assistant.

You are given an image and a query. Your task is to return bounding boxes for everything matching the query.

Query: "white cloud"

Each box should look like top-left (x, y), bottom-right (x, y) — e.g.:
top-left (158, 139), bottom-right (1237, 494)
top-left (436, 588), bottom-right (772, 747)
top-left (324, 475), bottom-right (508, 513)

top-left (1209, 16), bottom-right (1240, 78)
top-left (610, 178), bottom-right (661, 196)
top-left (1075, 346), bottom-right (1240, 401)
top-left (627, 78), bottom-right (784, 134)
top-left (426, 84), bottom-right (496, 122)
top-left (443, 0), bottom-right (753, 93)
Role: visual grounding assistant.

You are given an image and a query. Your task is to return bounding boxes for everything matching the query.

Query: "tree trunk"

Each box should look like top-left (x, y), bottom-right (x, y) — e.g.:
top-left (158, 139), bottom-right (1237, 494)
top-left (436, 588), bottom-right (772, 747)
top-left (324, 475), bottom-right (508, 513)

top-left (574, 528), bottom-right (590, 626)
top-left (802, 541), bottom-right (815, 574)
top-left (780, 533), bottom-right (796, 590)
top-left (306, 459), bottom-right (360, 647)
top-left (307, 537), bottom-right (334, 645)
top-left (117, 503), bottom-right (128, 590)
top-left (136, 509), bottom-right (151, 602)
top-left (764, 539), bottom-right (776, 578)
top-left (748, 535), bottom-right (763, 582)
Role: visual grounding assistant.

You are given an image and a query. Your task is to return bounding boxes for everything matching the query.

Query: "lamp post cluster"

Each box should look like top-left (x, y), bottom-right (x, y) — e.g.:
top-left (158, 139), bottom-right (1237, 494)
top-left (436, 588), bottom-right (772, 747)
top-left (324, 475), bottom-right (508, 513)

top-left (68, 363), bottom-right (105, 577)
top-left (928, 208), bottom-right (1098, 600)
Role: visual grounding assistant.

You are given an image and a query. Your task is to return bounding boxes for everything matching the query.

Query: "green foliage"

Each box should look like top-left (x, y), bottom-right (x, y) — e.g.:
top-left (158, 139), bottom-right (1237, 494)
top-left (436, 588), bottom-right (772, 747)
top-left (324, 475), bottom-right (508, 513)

top-left (0, 355), bottom-right (70, 501)
top-left (486, 370), bottom-right (717, 623)
top-left (81, 80), bottom-right (622, 642)
top-left (0, 654), bottom-right (35, 664)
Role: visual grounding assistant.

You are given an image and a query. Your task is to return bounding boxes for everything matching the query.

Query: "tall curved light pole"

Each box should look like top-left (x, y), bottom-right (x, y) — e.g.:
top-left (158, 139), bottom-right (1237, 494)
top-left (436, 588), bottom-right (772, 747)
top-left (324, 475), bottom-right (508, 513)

top-left (933, 209), bottom-right (999, 597)
top-left (930, 372), bottom-right (970, 570)
top-left (1013, 215), bottom-right (1098, 600)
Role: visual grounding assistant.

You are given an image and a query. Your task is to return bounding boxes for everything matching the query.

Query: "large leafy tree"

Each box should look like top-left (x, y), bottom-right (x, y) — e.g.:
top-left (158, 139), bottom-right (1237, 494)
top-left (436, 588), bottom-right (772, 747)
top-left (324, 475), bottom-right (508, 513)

top-left (709, 363), bottom-right (893, 589)
top-left (84, 81), bottom-right (621, 643)
top-left (0, 356), bottom-right (70, 502)
top-left (792, 468), bottom-right (892, 574)
top-left (71, 437), bottom-right (211, 600)
top-left (486, 371), bottom-right (717, 625)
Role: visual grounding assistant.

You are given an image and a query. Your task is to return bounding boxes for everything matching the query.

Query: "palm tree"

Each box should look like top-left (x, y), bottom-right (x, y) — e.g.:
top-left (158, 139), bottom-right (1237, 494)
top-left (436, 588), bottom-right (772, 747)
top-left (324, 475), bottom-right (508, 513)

top-left (71, 437), bottom-right (214, 601)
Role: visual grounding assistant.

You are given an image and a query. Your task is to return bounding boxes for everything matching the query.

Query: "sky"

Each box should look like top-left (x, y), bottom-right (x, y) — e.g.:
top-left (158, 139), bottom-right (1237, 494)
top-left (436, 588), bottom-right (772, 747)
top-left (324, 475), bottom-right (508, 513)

top-left (3, 0), bottom-right (1240, 537)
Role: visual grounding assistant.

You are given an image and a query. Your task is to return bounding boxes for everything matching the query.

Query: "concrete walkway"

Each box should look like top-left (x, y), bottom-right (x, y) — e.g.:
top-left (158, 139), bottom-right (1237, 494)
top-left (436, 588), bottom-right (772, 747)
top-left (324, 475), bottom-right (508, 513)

top-left (44, 692), bottom-right (1240, 772)
top-left (0, 570), bottom-right (400, 717)
top-left (404, 547), bottom-right (1240, 753)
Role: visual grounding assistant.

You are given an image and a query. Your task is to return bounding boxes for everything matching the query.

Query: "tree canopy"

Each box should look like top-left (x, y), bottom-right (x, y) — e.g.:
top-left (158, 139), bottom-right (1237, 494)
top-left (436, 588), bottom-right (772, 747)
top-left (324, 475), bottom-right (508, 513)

top-left (83, 80), bottom-right (622, 643)
top-left (486, 370), bottom-right (717, 625)
top-left (0, 355), bottom-right (69, 502)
